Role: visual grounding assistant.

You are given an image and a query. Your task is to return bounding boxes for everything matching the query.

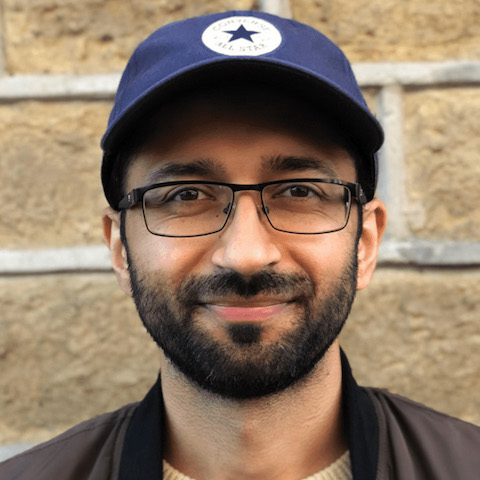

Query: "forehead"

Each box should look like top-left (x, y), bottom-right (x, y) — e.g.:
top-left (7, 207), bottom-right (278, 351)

top-left (125, 85), bottom-right (357, 186)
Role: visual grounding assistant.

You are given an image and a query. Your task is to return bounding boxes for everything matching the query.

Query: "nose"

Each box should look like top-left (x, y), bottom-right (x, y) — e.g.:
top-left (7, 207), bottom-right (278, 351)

top-left (211, 193), bottom-right (281, 275)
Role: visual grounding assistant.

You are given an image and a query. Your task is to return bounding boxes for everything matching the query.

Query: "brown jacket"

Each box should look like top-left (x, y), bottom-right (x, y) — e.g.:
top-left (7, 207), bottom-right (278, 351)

top-left (1, 353), bottom-right (479, 479)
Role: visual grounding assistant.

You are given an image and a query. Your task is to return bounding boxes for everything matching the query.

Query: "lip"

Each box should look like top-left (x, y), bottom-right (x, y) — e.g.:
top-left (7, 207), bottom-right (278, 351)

top-left (206, 303), bottom-right (290, 323)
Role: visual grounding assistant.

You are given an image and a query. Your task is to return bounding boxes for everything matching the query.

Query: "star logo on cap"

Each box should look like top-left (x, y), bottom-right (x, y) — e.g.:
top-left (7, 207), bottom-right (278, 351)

top-left (224, 25), bottom-right (260, 43)
top-left (202, 15), bottom-right (282, 57)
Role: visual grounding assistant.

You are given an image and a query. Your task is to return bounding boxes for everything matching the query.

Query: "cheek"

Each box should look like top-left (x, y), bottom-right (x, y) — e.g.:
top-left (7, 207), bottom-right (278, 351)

top-left (126, 217), bottom-right (217, 286)
top-left (286, 233), bottom-right (356, 285)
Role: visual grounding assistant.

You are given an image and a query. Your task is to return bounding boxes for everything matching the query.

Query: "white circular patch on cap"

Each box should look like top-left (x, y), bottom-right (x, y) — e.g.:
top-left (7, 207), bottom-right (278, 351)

top-left (202, 16), bottom-right (282, 57)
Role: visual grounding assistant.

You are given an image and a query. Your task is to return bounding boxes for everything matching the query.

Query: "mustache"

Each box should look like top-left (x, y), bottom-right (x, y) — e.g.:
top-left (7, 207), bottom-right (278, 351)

top-left (178, 270), bottom-right (315, 304)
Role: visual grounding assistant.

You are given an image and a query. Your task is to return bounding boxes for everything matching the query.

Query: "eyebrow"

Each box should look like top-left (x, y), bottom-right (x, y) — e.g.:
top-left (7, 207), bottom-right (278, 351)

top-left (142, 155), bottom-right (339, 185)
top-left (267, 155), bottom-right (339, 178)
top-left (143, 159), bottom-right (225, 185)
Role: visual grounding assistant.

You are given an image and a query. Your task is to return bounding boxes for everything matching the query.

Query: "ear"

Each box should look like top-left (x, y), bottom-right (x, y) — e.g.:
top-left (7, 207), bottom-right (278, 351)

top-left (356, 198), bottom-right (387, 291)
top-left (102, 207), bottom-right (132, 296)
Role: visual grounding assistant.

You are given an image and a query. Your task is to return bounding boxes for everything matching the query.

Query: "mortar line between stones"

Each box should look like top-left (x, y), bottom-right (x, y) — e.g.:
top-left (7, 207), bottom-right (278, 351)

top-left (0, 443), bottom-right (36, 463)
top-left (0, 60), bottom-right (480, 101)
top-left (258, 0), bottom-right (293, 18)
top-left (1, 62), bottom-right (480, 100)
top-left (1, 240), bottom-right (480, 274)
top-left (376, 84), bottom-right (409, 241)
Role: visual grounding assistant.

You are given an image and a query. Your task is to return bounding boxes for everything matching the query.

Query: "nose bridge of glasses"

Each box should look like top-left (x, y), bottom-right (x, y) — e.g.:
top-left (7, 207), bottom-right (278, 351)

top-left (226, 185), bottom-right (269, 222)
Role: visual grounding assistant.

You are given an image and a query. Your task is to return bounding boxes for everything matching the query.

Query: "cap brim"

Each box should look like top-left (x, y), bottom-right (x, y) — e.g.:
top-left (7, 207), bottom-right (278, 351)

top-left (103, 57), bottom-right (382, 152)
top-left (102, 57), bottom-right (383, 204)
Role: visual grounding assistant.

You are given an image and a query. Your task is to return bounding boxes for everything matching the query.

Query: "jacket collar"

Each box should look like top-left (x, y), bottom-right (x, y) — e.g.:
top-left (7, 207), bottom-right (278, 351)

top-left (118, 351), bottom-right (378, 480)
top-left (117, 376), bottom-right (165, 480)
top-left (340, 350), bottom-right (379, 479)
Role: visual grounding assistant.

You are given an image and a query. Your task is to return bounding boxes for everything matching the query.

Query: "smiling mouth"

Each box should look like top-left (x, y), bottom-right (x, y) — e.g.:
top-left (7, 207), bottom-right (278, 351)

top-left (205, 303), bottom-right (290, 323)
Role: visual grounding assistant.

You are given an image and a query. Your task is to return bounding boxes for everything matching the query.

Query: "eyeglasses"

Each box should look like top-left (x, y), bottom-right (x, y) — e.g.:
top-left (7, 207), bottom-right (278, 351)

top-left (118, 178), bottom-right (367, 237)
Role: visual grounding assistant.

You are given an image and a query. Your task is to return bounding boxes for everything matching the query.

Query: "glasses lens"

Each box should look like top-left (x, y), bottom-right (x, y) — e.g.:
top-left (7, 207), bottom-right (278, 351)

top-left (143, 183), bottom-right (233, 237)
top-left (263, 181), bottom-right (351, 234)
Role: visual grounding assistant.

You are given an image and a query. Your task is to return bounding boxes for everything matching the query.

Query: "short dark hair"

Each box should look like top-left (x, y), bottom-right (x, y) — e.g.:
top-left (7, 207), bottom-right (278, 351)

top-left (104, 113), bottom-right (162, 210)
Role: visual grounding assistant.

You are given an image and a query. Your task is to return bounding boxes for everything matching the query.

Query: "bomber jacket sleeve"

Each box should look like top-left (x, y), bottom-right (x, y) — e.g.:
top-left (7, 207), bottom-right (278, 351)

top-left (368, 388), bottom-right (480, 480)
top-left (0, 403), bottom-right (137, 480)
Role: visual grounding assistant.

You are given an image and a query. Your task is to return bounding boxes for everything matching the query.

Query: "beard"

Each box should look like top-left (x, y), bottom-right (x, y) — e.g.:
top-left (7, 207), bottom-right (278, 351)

top-left (126, 246), bottom-right (358, 400)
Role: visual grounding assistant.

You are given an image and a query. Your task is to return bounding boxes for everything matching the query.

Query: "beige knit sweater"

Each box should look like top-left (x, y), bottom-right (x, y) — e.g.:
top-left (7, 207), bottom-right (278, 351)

top-left (163, 450), bottom-right (352, 480)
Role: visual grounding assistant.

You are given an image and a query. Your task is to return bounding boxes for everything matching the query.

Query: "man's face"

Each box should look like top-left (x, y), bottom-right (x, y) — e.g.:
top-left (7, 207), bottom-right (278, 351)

top-left (119, 90), bottom-right (364, 399)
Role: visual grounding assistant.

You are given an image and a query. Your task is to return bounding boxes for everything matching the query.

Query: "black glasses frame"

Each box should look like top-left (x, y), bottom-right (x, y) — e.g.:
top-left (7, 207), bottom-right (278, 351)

top-left (118, 178), bottom-right (368, 237)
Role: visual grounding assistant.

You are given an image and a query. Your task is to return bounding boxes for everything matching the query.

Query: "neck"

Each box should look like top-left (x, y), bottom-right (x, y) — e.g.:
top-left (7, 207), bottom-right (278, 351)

top-left (160, 342), bottom-right (346, 480)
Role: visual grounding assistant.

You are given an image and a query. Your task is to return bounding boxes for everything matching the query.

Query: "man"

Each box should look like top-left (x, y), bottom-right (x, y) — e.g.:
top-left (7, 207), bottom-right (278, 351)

top-left (1, 10), bottom-right (479, 480)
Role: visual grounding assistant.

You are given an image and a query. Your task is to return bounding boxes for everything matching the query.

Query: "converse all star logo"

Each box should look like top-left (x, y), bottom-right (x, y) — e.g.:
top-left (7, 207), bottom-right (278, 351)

top-left (201, 16), bottom-right (282, 57)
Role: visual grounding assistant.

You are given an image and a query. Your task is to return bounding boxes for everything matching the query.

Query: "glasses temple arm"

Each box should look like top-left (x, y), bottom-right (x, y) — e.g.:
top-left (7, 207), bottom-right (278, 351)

top-left (118, 189), bottom-right (141, 210)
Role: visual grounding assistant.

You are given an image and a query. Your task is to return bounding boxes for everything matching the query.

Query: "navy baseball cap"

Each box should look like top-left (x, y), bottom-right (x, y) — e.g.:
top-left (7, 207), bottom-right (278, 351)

top-left (101, 10), bottom-right (384, 208)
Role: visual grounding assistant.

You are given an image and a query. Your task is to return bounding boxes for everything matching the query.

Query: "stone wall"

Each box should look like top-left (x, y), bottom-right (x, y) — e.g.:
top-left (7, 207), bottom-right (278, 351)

top-left (1, 0), bottom-right (480, 456)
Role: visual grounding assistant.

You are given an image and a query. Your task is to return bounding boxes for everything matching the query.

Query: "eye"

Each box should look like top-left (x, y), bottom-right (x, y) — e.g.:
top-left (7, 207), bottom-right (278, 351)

top-left (284, 185), bottom-right (313, 197)
top-left (175, 188), bottom-right (200, 201)
top-left (165, 186), bottom-right (210, 202)
top-left (273, 183), bottom-right (325, 199)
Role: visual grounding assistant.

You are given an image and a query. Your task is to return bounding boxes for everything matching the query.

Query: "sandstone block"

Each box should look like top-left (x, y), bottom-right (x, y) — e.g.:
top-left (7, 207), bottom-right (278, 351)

top-left (291, 0), bottom-right (480, 62)
top-left (1, 267), bottom-right (479, 445)
top-left (341, 267), bottom-right (480, 426)
top-left (0, 101), bottom-right (112, 248)
top-left (0, 5), bottom-right (5, 75)
top-left (360, 88), bottom-right (378, 115)
top-left (0, 273), bottom-right (159, 444)
top-left (0, 89), bottom-right (380, 250)
top-left (404, 87), bottom-right (480, 241)
top-left (4, 0), bottom-right (256, 74)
